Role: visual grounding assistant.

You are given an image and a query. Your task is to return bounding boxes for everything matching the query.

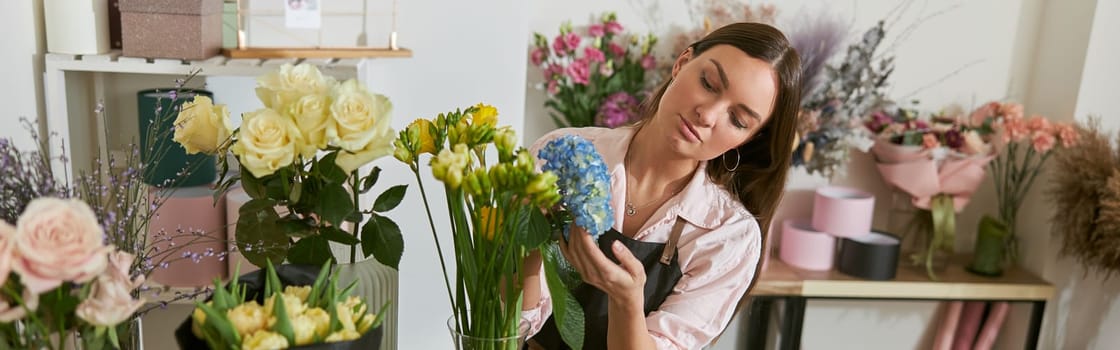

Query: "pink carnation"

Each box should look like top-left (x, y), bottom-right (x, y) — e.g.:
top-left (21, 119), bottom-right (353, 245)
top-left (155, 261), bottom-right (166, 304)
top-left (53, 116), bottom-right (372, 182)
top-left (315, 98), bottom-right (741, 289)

top-left (1031, 130), bottom-right (1055, 153)
top-left (998, 113), bottom-right (1029, 143)
top-left (583, 46), bottom-right (605, 63)
top-left (1026, 115), bottom-right (1052, 133)
top-left (1055, 123), bottom-right (1078, 147)
top-left (605, 21), bottom-right (624, 35)
top-left (588, 24), bottom-right (605, 38)
top-left (567, 58), bottom-right (591, 85)
top-left (999, 103), bottom-right (1024, 120)
top-left (608, 42), bottom-right (626, 58)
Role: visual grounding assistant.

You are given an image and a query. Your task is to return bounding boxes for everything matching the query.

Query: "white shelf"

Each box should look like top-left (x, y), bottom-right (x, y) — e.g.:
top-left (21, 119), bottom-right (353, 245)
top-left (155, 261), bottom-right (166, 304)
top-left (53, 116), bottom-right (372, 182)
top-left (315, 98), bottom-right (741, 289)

top-left (45, 50), bottom-right (361, 78)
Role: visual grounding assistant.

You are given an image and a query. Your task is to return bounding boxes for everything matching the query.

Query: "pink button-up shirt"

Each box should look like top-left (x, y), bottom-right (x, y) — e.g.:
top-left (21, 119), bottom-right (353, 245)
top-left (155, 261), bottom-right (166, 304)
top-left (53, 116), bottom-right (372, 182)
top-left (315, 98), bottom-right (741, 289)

top-left (523, 126), bottom-right (762, 349)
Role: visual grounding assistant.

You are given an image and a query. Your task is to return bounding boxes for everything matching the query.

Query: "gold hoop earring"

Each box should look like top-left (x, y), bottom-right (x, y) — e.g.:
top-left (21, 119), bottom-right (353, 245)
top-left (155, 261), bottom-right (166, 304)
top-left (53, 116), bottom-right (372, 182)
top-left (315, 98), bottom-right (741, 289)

top-left (722, 149), bottom-right (740, 172)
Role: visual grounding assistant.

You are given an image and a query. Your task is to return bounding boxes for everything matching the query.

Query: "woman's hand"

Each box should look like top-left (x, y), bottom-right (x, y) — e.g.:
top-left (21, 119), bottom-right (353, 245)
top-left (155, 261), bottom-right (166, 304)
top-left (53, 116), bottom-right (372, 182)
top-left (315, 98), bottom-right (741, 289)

top-left (558, 226), bottom-right (646, 307)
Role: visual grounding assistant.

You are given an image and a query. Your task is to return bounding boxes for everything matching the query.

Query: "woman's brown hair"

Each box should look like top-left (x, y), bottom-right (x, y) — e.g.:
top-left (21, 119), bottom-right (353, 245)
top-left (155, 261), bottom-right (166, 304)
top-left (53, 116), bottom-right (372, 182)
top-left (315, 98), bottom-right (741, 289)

top-left (639, 22), bottom-right (802, 238)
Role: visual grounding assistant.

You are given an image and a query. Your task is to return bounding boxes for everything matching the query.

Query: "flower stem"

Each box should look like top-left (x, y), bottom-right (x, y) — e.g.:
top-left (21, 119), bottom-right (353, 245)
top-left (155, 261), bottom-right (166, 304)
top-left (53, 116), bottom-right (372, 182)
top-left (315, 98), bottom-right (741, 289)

top-left (413, 169), bottom-right (458, 320)
top-left (350, 172), bottom-right (360, 264)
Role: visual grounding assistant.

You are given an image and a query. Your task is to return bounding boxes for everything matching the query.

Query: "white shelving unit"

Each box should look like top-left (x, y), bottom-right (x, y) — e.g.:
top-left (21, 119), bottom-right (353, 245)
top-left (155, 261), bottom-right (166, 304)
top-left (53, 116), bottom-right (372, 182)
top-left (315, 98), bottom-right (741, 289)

top-left (41, 51), bottom-right (400, 350)
top-left (42, 50), bottom-right (368, 180)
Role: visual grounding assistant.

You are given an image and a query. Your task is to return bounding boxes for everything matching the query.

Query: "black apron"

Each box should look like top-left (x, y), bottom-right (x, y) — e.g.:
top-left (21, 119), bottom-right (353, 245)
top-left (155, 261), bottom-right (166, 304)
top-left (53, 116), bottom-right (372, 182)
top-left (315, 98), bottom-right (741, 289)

top-left (527, 219), bottom-right (687, 349)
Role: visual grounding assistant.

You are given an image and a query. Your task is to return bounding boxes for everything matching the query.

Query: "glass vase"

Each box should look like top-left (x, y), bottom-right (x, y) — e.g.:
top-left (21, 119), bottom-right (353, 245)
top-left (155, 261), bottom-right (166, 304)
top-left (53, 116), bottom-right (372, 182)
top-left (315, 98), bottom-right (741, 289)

top-left (967, 215), bottom-right (1010, 277)
top-left (447, 316), bottom-right (526, 350)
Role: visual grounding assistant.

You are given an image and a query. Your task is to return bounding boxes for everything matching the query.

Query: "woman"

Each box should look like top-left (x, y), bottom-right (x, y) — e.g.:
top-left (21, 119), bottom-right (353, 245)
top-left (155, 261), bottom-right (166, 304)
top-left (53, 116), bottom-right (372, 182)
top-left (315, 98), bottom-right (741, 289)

top-left (523, 22), bottom-right (801, 349)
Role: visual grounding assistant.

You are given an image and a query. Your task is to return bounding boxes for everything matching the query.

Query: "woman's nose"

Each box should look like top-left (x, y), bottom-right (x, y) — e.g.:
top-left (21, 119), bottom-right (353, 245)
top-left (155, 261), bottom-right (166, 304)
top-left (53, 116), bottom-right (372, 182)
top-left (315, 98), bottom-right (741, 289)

top-left (694, 103), bottom-right (723, 128)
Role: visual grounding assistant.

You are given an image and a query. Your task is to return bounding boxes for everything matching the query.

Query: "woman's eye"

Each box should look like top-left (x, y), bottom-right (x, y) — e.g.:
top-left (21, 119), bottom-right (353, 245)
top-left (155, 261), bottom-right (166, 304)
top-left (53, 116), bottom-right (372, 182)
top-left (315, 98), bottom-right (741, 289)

top-left (730, 113), bottom-right (747, 129)
top-left (700, 73), bottom-right (715, 92)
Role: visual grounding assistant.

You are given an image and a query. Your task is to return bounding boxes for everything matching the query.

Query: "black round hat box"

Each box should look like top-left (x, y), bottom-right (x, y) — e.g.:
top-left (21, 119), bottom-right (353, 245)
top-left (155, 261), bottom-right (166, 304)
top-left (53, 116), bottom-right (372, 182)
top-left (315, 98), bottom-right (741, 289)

top-left (837, 231), bottom-right (901, 280)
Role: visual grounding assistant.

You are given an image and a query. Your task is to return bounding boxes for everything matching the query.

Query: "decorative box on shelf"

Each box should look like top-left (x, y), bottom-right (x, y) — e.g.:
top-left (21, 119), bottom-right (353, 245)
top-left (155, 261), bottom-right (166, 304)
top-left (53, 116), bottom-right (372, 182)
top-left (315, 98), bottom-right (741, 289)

top-left (120, 0), bottom-right (224, 60)
top-left (44, 0), bottom-right (111, 54)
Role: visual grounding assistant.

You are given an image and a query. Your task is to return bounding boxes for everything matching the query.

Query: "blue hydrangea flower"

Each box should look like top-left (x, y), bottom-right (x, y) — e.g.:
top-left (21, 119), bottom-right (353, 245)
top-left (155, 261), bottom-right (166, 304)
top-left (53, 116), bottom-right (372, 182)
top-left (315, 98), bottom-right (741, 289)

top-left (538, 135), bottom-right (614, 239)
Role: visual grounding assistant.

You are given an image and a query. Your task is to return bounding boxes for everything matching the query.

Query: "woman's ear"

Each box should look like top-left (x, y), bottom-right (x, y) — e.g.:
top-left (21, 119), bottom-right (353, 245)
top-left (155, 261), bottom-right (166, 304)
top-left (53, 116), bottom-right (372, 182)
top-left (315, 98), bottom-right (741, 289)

top-left (671, 47), bottom-right (694, 79)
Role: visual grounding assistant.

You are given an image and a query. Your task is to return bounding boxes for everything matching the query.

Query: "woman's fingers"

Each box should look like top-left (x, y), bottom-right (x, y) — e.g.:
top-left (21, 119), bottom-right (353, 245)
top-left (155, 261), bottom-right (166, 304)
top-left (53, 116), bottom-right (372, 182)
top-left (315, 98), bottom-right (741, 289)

top-left (611, 241), bottom-right (645, 284)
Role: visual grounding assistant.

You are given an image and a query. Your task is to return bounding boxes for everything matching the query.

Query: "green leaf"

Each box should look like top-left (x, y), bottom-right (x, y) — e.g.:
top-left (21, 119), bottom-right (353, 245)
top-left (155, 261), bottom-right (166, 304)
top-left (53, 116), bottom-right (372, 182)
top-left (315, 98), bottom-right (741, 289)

top-left (515, 208), bottom-right (550, 249)
top-left (360, 166), bottom-right (382, 194)
top-left (543, 247), bottom-right (584, 349)
top-left (199, 302), bottom-right (242, 346)
top-left (321, 226), bottom-right (361, 245)
top-left (265, 260), bottom-right (283, 298)
top-left (240, 167), bottom-right (266, 199)
top-left (289, 180), bottom-right (303, 203)
top-left (272, 286), bottom-right (296, 345)
top-left (317, 152), bottom-right (348, 184)
top-left (361, 213), bottom-right (404, 269)
top-left (309, 262), bottom-right (332, 308)
top-left (373, 185), bottom-right (408, 212)
top-left (235, 203), bottom-right (289, 268)
top-left (317, 184), bottom-right (355, 227)
top-left (277, 215), bottom-right (316, 238)
top-left (287, 236), bottom-right (335, 266)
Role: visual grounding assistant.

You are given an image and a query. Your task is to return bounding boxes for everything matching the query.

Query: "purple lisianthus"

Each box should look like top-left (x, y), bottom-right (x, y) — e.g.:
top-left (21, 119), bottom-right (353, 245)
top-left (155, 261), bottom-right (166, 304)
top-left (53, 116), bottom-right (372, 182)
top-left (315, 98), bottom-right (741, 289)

top-left (595, 92), bottom-right (640, 128)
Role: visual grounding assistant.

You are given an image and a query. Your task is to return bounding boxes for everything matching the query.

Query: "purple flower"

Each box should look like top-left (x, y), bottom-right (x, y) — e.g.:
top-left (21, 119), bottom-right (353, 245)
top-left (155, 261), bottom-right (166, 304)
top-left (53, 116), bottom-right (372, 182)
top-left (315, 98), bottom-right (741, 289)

top-left (944, 130), bottom-right (964, 149)
top-left (596, 92), bottom-right (640, 128)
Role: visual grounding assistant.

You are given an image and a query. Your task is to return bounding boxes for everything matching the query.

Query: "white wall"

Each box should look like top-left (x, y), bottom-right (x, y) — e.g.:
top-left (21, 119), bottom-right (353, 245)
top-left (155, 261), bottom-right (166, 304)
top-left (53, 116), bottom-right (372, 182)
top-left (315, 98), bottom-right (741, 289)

top-left (0, 0), bottom-right (45, 151)
top-left (360, 0), bottom-right (531, 348)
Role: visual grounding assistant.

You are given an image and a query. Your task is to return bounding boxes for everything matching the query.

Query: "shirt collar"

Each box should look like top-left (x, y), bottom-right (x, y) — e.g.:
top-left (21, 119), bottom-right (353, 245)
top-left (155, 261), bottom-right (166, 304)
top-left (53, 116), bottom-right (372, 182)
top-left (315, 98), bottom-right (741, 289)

top-left (595, 126), bottom-right (728, 230)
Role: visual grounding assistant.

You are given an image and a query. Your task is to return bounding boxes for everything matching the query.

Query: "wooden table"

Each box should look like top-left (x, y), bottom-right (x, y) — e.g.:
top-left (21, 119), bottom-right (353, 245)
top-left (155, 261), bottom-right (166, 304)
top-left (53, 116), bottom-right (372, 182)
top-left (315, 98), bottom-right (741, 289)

top-left (744, 256), bottom-right (1054, 349)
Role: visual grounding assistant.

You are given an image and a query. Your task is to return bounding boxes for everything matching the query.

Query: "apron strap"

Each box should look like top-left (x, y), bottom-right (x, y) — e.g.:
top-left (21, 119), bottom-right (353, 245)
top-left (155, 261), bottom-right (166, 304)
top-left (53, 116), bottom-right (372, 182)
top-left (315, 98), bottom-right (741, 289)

top-left (659, 218), bottom-right (685, 265)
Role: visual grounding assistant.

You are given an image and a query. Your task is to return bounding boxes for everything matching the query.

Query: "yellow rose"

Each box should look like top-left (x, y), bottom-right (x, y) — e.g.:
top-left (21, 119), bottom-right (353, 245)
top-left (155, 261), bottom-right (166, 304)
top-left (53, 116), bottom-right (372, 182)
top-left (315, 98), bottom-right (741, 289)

top-left (304, 307), bottom-right (331, 338)
top-left (325, 329), bottom-right (362, 343)
top-left (335, 127), bottom-right (394, 174)
top-left (283, 286), bottom-right (311, 303)
top-left (288, 93), bottom-right (333, 158)
top-left (226, 301), bottom-right (269, 339)
top-left (172, 96), bottom-right (232, 155)
top-left (242, 330), bottom-right (290, 350)
top-left (471, 103), bottom-right (498, 127)
top-left (231, 108), bottom-right (303, 178)
top-left (327, 79), bottom-right (393, 153)
top-left (256, 63), bottom-right (337, 111)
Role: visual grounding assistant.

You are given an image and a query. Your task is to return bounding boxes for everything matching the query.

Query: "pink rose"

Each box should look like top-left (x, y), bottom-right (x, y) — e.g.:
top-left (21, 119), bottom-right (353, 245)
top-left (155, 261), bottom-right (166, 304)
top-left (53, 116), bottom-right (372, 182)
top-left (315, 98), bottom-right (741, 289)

top-left (608, 42), bottom-right (626, 57)
top-left (13, 198), bottom-right (111, 294)
top-left (0, 222), bottom-right (14, 287)
top-left (605, 21), bottom-right (624, 35)
top-left (76, 251), bottom-right (145, 326)
top-left (640, 54), bottom-right (656, 70)
top-left (1055, 123), bottom-right (1078, 147)
top-left (0, 289), bottom-right (38, 322)
top-left (530, 47), bottom-right (547, 67)
top-left (588, 24), bottom-right (605, 38)
top-left (583, 47), bottom-right (605, 63)
top-left (567, 58), bottom-right (591, 85)
top-left (1031, 130), bottom-right (1055, 153)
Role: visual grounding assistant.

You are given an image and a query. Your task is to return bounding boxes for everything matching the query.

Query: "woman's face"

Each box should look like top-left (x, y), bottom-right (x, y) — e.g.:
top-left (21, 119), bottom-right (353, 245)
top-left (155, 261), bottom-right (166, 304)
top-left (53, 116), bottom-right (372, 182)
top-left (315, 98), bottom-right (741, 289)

top-left (649, 44), bottom-right (778, 162)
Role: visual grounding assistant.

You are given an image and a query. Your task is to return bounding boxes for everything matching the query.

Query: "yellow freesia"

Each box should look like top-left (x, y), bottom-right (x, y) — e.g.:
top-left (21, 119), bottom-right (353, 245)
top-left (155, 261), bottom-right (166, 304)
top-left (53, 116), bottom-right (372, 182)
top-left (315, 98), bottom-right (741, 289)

top-left (472, 103), bottom-right (498, 127)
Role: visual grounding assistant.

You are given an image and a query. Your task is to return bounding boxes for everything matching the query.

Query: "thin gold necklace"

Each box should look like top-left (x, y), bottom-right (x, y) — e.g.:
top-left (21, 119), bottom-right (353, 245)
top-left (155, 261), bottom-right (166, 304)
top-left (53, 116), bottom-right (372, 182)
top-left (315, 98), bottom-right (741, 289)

top-left (624, 151), bottom-right (686, 217)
